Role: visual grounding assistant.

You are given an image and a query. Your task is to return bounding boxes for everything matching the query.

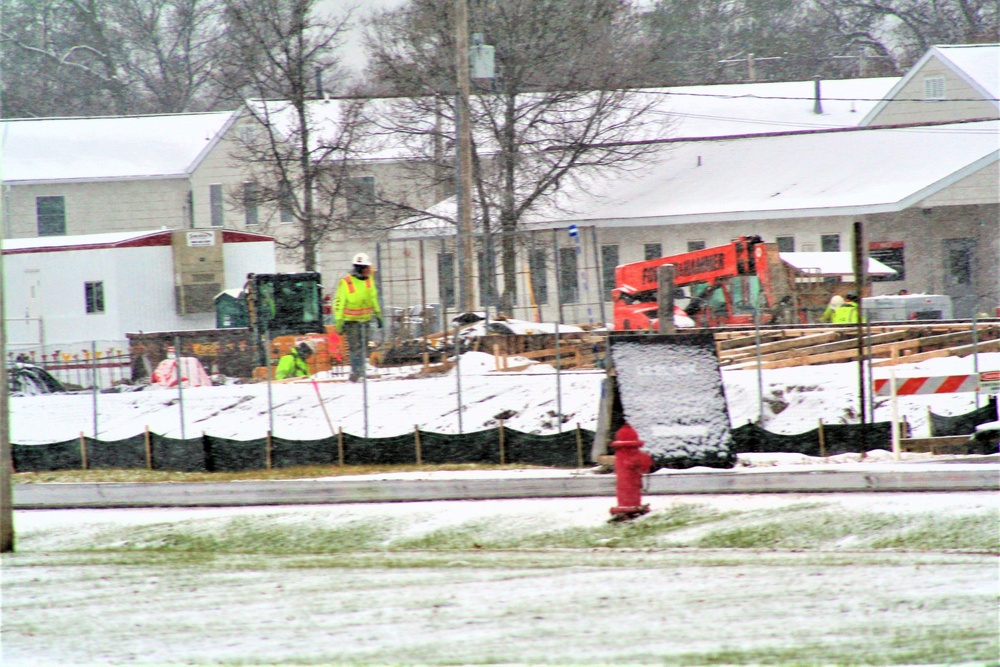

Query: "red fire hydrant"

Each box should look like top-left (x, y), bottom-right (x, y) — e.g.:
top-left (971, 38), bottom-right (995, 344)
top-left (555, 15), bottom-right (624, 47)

top-left (610, 423), bottom-right (653, 521)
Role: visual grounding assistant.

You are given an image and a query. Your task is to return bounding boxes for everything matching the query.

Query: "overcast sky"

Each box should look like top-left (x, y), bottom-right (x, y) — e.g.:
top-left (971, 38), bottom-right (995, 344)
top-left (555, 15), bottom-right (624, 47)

top-left (316, 0), bottom-right (406, 75)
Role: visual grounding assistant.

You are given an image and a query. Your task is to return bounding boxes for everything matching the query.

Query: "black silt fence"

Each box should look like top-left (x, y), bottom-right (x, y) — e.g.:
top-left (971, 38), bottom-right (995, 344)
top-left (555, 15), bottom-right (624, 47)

top-left (86, 434), bottom-right (147, 470)
top-left (149, 434), bottom-right (206, 472)
top-left (731, 421), bottom-right (894, 457)
top-left (930, 397), bottom-right (997, 436)
top-left (271, 435), bottom-right (339, 468)
top-left (203, 435), bottom-right (267, 473)
top-left (13, 439), bottom-right (83, 472)
top-left (419, 429), bottom-right (496, 464)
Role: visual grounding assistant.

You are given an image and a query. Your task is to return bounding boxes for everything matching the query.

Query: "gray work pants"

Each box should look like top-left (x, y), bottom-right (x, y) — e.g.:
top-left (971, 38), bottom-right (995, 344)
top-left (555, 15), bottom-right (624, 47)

top-left (342, 320), bottom-right (370, 381)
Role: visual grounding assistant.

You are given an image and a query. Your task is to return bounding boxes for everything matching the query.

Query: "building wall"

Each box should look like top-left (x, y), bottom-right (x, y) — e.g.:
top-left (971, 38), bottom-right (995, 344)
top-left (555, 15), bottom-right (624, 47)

top-left (2, 178), bottom-right (190, 239)
top-left (921, 160), bottom-right (999, 207)
top-left (865, 57), bottom-right (998, 126)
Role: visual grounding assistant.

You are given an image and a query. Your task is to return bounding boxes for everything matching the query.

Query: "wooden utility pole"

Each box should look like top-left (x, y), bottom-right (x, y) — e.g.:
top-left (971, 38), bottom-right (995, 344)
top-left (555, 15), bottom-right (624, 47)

top-left (1, 239), bottom-right (14, 552)
top-left (657, 265), bottom-right (676, 334)
top-left (455, 0), bottom-right (475, 312)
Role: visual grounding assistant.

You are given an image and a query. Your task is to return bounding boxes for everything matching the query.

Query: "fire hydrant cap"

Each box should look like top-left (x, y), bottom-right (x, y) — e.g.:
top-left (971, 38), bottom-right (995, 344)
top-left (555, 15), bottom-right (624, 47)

top-left (615, 424), bottom-right (639, 442)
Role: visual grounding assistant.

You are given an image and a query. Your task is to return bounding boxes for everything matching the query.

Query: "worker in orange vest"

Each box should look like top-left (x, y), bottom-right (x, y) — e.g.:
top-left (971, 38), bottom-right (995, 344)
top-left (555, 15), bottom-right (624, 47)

top-left (333, 252), bottom-right (383, 382)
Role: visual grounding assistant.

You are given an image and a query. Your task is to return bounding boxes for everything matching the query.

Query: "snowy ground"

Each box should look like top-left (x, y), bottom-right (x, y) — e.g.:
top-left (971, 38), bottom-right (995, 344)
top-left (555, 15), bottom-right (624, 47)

top-left (4, 492), bottom-right (997, 666)
top-left (8, 350), bottom-right (1000, 444)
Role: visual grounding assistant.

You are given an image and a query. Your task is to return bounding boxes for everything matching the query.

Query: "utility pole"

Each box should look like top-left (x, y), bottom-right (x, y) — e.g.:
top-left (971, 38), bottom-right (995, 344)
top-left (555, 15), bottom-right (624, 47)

top-left (455, 0), bottom-right (475, 312)
top-left (1, 232), bottom-right (13, 552)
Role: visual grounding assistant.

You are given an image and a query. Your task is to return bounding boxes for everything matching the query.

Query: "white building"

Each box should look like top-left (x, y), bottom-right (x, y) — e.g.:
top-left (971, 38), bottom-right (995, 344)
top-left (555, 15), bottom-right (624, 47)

top-left (2, 228), bottom-right (275, 353)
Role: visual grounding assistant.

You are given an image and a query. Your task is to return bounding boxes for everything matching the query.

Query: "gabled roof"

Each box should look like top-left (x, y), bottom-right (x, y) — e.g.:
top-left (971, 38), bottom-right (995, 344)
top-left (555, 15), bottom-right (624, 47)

top-left (861, 43), bottom-right (1000, 126)
top-left (2, 229), bottom-right (274, 255)
top-left (0, 111), bottom-right (239, 184)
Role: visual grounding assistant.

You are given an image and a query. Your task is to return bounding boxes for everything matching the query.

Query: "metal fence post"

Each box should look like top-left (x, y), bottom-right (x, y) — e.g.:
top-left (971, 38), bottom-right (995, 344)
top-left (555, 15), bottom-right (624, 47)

top-left (173, 335), bottom-right (186, 442)
top-left (363, 324), bottom-right (370, 439)
top-left (556, 322), bottom-right (563, 433)
top-left (265, 325), bottom-right (274, 436)
top-left (455, 329), bottom-right (464, 434)
top-left (91, 341), bottom-right (99, 440)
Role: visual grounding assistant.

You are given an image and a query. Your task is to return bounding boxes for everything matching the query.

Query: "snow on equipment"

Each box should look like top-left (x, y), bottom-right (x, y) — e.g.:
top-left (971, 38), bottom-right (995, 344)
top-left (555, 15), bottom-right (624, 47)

top-left (604, 333), bottom-right (736, 470)
top-left (7, 362), bottom-right (64, 395)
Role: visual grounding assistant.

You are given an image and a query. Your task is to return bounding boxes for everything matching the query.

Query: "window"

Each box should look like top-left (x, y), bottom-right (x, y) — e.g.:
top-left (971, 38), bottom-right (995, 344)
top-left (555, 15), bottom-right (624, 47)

top-left (186, 191), bottom-right (194, 228)
top-left (347, 176), bottom-right (376, 220)
top-left (776, 235), bottom-right (795, 252)
top-left (687, 240), bottom-right (706, 252)
top-left (36, 196), bottom-right (66, 236)
top-left (600, 244), bottom-right (619, 296)
top-left (209, 184), bottom-right (224, 227)
top-left (924, 76), bottom-right (945, 100)
top-left (279, 183), bottom-right (295, 223)
top-left (944, 238), bottom-right (974, 286)
top-left (529, 248), bottom-right (548, 305)
top-left (644, 243), bottom-right (662, 260)
top-left (438, 252), bottom-right (456, 307)
top-left (821, 234), bottom-right (841, 252)
top-left (478, 250), bottom-right (496, 307)
top-left (558, 247), bottom-right (578, 303)
top-left (243, 182), bottom-right (259, 226)
top-left (85, 281), bottom-right (105, 314)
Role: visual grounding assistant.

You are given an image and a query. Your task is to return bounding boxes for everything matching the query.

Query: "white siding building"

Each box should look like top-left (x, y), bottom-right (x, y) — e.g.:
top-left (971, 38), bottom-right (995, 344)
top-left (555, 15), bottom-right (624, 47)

top-left (2, 229), bottom-right (275, 352)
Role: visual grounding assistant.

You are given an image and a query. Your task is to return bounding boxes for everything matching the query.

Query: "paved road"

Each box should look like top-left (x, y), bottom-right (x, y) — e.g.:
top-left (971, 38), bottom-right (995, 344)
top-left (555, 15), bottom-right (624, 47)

top-left (14, 462), bottom-right (999, 508)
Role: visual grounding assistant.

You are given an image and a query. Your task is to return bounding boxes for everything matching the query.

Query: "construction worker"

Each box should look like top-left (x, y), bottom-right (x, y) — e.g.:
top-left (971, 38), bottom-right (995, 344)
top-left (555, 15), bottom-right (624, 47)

top-left (274, 341), bottom-right (314, 380)
top-left (831, 292), bottom-right (863, 324)
top-left (334, 252), bottom-right (383, 382)
top-left (820, 294), bottom-right (845, 323)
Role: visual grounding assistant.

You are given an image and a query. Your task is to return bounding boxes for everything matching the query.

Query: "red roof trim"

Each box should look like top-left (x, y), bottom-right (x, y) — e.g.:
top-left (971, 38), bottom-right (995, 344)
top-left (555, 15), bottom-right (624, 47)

top-left (3, 229), bottom-right (274, 255)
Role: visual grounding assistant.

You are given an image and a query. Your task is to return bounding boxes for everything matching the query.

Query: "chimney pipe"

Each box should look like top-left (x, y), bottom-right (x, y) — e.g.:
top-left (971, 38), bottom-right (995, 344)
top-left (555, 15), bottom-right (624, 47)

top-left (314, 66), bottom-right (324, 99)
top-left (813, 76), bottom-right (823, 115)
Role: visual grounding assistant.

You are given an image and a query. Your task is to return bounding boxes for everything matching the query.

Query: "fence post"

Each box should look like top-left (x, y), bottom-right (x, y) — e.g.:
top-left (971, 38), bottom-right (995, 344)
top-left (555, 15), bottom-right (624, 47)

top-left (91, 341), bottom-right (98, 440)
top-left (79, 432), bottom-right (88, 470)
top-left (414, 425), bottom-right (422, 465)
top-left (576, 423), bottom-right (584, 468)
top-left (144, 425), bottom-right (152, 470)
top-left (173, 336), bottom-right (186, 442)
top-left (498, 418), bottom-right (505, 465)
top-left (817, 419), bottom-right (826, 458)
top-left (337, 426), bottom-right (344, 466)
top-left (455, 331), bottom-right (464, 434)
top-left (555, 323), bottom-right (563, 433)
top-left (266, 430), bottom-right (273, 471)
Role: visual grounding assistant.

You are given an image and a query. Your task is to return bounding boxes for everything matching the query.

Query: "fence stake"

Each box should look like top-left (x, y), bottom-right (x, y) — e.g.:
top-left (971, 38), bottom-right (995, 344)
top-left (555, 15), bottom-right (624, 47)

top-left (363, 325), bottom-right (370, 439)
top-left (455, 331), bottom-right (464, 434)
top-left (91, 341), bottom-right (98, 440)
top-left (266, 430), bottom-right (273, 471)
top-left (144, 425), bottom-right (152, 470)
top-left (555, 323), bottom-right (563, 433)
top-left (576, 423), bottom-right (584, 468)
top-left (498, 418), bottom-right (505, 465)
top-left (414, 425), bottom-right (422, 465)
top-left (818, 419), bottom-right (826, 458)
top-left (890, 369), bottom-right (901, 460)
top-left (79, 432), bottom-right (88, 470)
top-left (337, 426), bottom-right (344, 466)
top-left (173, 336), bottom-right (186, 442)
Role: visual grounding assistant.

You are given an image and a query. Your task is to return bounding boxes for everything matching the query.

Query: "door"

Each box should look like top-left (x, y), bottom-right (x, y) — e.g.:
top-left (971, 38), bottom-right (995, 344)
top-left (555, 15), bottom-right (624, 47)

top-left (942, 238), bottom-right (976, 318)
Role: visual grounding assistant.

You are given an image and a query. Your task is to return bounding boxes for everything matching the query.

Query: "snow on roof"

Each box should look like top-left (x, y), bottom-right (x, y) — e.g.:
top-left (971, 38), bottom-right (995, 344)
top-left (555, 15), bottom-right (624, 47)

top-left (525, 120), bottom-right (999, 227)
top-left (934, 43), bottom-right (1000, 100)
top-left (780, 252), bottom-right (896, 276)
top-left (0, 111), bottom-right (237, 183)
top-left (2, 229), bottom-right (274, 254)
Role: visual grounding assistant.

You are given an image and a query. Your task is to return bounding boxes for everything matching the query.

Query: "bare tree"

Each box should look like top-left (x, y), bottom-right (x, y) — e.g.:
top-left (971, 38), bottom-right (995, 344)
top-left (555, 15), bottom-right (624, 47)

top-left (0, 0), bottom-right (228, 118)
top-left (365, 0), bottom-right (671, 314)
top-left (216, 0), bottom-right (373, 272)
top-left (816, 0), bottom-right (999, 68)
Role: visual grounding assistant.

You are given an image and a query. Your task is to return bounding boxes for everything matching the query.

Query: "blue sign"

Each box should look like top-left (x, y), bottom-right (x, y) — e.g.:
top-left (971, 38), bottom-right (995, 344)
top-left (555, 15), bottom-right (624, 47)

top-left (568, 224), bottom-right (579, 238)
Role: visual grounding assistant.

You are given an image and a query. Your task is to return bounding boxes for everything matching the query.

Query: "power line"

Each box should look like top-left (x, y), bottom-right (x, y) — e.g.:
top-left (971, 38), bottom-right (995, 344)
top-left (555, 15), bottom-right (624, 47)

top-left (639, 89), bottom-right (1000, 103)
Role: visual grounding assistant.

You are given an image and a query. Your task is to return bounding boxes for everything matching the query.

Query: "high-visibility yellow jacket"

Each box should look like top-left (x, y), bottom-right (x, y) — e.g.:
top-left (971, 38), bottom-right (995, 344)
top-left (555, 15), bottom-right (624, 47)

top-left (274, 348), bottom-right (309, 379)
top-left (831, 302), bottom-right (861, 324)
top-left (334, 273), bottom-right (381, 325)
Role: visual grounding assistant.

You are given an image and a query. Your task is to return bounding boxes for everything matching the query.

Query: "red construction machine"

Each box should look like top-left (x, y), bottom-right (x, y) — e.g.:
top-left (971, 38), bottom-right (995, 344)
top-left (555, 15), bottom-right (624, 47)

top-left (612, 236), bottom-right (868, 330)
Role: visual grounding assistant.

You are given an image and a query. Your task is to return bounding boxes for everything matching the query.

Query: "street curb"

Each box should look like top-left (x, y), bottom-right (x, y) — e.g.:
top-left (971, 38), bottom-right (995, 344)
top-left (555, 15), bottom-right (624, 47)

top-left (13, 467), bottom-right (999, 509)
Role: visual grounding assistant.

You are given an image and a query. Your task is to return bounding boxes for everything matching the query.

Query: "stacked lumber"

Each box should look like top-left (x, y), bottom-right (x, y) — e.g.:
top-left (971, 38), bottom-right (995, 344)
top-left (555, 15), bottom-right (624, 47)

top-left (719, 322), bottom-right (1000, 370)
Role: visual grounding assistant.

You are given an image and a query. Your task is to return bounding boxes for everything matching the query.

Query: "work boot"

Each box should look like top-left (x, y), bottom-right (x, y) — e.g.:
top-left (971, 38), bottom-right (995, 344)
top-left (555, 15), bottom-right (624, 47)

top-left (348, 373), bottom-right (359, 383)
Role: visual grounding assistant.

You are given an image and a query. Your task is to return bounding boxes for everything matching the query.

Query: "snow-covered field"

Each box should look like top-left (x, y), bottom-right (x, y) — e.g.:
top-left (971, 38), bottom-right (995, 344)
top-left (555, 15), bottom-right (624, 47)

top-left (9, 350), bottom-right (1000, 444)
top-left (4, 492), bottom-right (998, 666)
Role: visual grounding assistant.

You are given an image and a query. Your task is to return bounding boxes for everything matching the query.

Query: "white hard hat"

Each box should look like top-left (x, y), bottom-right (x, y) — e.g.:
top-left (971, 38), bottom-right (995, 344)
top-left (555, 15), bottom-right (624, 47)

top-left (352, 252), bottom-right (372, 266)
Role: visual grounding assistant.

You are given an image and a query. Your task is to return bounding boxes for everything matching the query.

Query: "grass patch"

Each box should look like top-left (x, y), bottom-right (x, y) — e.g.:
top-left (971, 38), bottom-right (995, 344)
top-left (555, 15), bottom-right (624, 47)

top-left (12, 462), bottom-right (550, 484)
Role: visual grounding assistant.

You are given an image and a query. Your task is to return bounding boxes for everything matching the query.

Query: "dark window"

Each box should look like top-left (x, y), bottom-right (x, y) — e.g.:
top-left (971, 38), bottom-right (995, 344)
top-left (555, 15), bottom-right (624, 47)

top-left (644, 243), bottom-right (662, 260)
top-left (821, 234), bottom-right (841, 252)
top-left (210, 184), bottom-right (224, 227)
top-left (243, 182), bottom-right (258, 225)
top-left (529, 248), bottom-right (548, 305)
top-left (186, 190), bottom-right (194, 228)
top-left (558, 247), bottom-right (579, 303)
top-left (478, 250), bottom-right (496, 307)
top-left (600, 244), bottom-right (619, 296)
top-left (348, 176), bottom-right (376, 220)
top-left (438, 252), bottom-right (456, 307)
top-left (279, 183), bottom-right (295, 223)
top-left (945, 238), bottom-right (974, 286)
top-left (687, 240), bottom-right (706, 252)
top-left (776, 235), bottom-right (795, 252)
top-left (36, 196), bottom-right (66, 236)
top-left (85, 281), bottom-right (104, 314)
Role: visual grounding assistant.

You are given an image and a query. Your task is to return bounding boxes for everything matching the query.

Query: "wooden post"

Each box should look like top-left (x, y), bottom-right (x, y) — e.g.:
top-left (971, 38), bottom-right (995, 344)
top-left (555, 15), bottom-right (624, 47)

top-left (423, 352), bottom-right (429, 372)
top-left (576, 423), bottom-right (584, 468)
top-left (414, 425), bottom-right (422, 465)
top-left (144, 425), bottom-right (152, 470)
top-left (493, 343), bottom-right (501, 371)
top-left (657, 264), bottom-right (676, 334)
top-left (337, 426), bottom-right (345, 466)
top-left (818, 419), bottom-right (826, 458)
top-left (266, 430), bottom-right (273, 471)
top-left (498, 419), bottom-right (506, 465)
top-left (79, 432), bottom-right (88, 470)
